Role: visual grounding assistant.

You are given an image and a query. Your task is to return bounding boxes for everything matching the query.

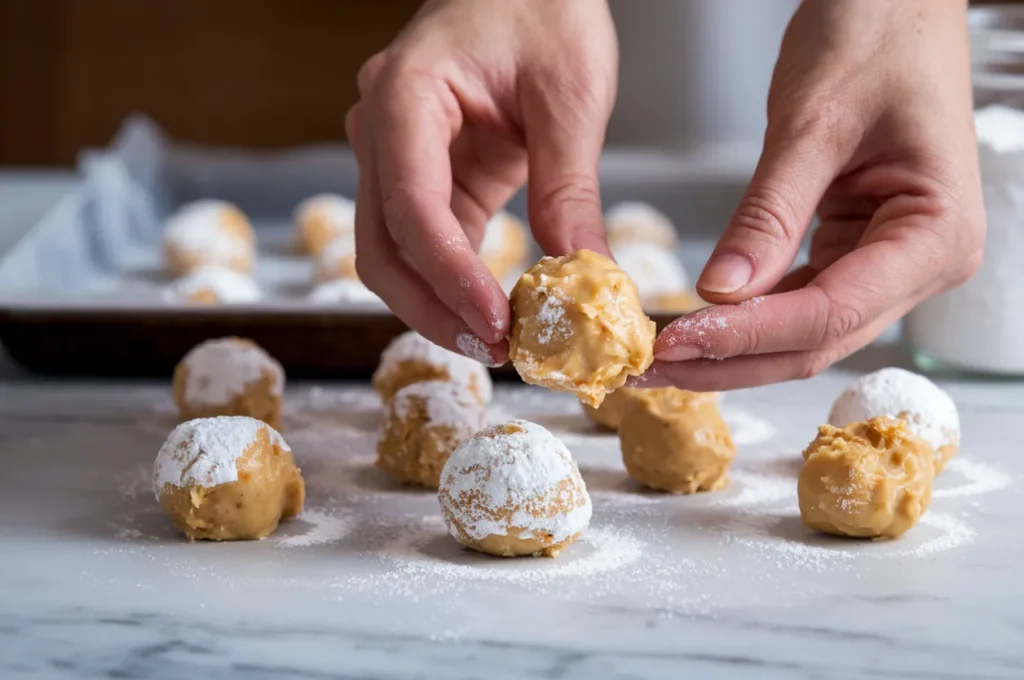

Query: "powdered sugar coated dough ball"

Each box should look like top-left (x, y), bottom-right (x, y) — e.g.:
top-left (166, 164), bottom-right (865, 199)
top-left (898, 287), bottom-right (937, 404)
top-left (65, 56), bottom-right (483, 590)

top-left (605, 201), bottom-right (677, 249)
top-left (154, 416), bottom-right (304, 541)
top-left (163, 265), bottom-right (261, 305)
top-left (373, 331), bottom-right (492, 405)
top-left (828, 367), bottom-right (960, 473)
top-left (173, 337), bottom-right (285, 430)
top-left (438, 420), bottom-right (592, 557)
top-left (479, 210), bottom-right (530, 280)
top-left (314, 234), bottom-right (358, 282)
top-left (377, 380), bottom-right (486, 488)
top-left (293, 193), bottom-right (355, 255)
top-left (163, 200), bottom-right (255, 276)
top-left (611, 241), bottom-right (689, 301)
top-left (308, 278), bottom-right (384, 307)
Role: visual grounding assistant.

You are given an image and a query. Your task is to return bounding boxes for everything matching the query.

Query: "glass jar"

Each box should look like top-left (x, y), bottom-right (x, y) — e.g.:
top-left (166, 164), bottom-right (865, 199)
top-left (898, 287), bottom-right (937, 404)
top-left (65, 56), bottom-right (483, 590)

top-left (904, 6), bottom-right (1024, 377)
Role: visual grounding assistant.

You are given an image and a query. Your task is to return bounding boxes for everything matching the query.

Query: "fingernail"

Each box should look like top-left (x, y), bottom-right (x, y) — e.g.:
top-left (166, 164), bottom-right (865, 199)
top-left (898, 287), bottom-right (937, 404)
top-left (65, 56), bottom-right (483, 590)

top-left (698, 253), bottom-right (753, 295)
top-left (653, 344), bottom-right (704, 362)
top-left (455, 330), bottom-right (505, 367)
top-left (459, 303), bottom-right (497, 343)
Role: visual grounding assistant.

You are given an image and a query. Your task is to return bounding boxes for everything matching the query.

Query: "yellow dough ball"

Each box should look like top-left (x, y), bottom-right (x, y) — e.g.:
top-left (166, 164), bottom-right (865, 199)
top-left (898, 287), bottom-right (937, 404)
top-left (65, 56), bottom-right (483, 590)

top-left (173, 337), bottom-right (285, 430)
top-left (293, 193), bottom-right (355, 255)
top-left (376, 381), bottom-right (486, 488)
top-left (163, 200), bottom-right (256, 276)
top-left (619, 387), bottom-right (734, 493)
top-left (581, 388), bottom-right (643, 431)
top-left (480, 210), bottom-right (530, 280)
top-left (313, 235), bottom-right (358, 282)
top-left (373, 331), bottom-right (492, 405)
top-left (798, 417), bottom-right (934, 539)
top-left (438, 420), bottom-right (592, 557)
top-left (509, 250), bottom-right (655, 407)
top-left (153, 416), bottom-right (304, 541)
top-left (604, 201), bottom-right (678, 250)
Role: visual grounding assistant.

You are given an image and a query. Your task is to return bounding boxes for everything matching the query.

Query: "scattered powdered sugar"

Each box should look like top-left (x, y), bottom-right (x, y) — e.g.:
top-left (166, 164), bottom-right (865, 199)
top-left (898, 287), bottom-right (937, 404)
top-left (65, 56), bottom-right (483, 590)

top-left (375, 331), bottom-right (493, 404)
top-left (308, 279), bottom-right (384, 306)
top-left (163, 265), bottom-right (261, 304)
top-left (715, 469), bottom-right (794, 508)
top-left (152, 416), bottom-right (285, 495)
top-left (294, 193), bottom-right (355, 234)
top-left (181, 338), bottom-right (284, 406)
top-left (163, 200), bottom-right (252, 260)
top-left (933, 458), bottom-right (1013, 498)
top-left (438, 420), bottom-right (592, 543)
top-left (276, 509), bottom-right (353, 547)
top-left (533, 286), bottom-right (571, 346)
top-left (604, 201), bottom-right (677, 249)
top-left (722, 408), bottom-right (777, 447)
top-left (455, 332), bottom-right (497, 367)
top-left (828, 368), bottom-right (960, 451)
top-left (611, 241), bottom-right (689, 297)
top-left (391, 380), bottom-right (486, 431)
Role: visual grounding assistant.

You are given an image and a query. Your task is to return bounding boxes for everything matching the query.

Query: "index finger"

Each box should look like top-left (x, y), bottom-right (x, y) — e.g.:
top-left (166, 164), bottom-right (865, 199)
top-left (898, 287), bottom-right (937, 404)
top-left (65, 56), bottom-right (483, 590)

top-left (369, 70), bottom-right (510, 343)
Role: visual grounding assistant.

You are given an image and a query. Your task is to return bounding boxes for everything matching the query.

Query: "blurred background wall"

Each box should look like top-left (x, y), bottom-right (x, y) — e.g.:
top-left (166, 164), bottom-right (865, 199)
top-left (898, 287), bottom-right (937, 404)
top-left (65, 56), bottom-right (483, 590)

top-left (0, 0), bottom-right (1014, 166)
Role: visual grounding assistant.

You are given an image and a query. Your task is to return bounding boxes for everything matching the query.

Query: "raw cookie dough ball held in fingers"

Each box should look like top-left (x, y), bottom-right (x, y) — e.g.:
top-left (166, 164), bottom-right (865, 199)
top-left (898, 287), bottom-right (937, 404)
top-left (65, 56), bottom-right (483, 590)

top-left (509, 250), bottom-right (655, 407)
top-left (153, 417), bottom-right (304, 541)
top-left (828, 368), bottom-right (960, 473)
top-left (373, 331), bottom-right (492, 405)
top-left (438, 420), bottom-right (592, 557)
top-left (292, 193), bottom-right (355, 255)
top-left (173, 338), bottom-right (285, 430)
top-left (162, 200), bottom-right (256, 276)
top-left (798, 417), bottom-right (933, 539)
top-left (376, 381), bottom-right (486, 488)
top-left (619, 388), bottom-right (734, 493)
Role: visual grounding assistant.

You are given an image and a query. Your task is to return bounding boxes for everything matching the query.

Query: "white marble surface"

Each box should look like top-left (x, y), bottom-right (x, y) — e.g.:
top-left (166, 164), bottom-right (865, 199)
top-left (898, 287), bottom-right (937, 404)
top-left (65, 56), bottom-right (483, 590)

top-left (1, 350), bottom-right (1023, 679)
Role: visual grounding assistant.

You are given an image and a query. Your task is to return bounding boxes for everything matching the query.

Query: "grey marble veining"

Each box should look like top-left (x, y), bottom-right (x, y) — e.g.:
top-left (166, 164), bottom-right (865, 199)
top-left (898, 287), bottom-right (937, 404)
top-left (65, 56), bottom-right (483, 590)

top-left (1, 359), bottom-right (1023, 680)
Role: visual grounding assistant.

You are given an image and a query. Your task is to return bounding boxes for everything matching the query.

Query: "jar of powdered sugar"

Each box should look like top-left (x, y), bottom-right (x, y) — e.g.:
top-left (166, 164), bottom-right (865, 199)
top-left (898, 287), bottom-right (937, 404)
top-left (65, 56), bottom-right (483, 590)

top-left (906, 7), bottom-right (1024, 377)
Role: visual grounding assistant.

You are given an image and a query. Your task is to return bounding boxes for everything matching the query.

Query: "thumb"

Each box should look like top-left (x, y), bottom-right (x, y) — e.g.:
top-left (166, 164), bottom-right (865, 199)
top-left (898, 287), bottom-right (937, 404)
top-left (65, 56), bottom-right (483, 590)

top-left (698, 122), bottom-right (841, 303)
top-left (521, 81), bottom-right (611, 258)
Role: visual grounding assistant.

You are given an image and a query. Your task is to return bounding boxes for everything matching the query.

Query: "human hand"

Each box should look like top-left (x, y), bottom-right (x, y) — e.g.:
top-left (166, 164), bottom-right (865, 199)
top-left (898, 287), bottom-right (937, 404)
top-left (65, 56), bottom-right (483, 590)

top-left (643, 0), bottom-right (985, 391)
top-left (347, 0), bottom-right (618, 365)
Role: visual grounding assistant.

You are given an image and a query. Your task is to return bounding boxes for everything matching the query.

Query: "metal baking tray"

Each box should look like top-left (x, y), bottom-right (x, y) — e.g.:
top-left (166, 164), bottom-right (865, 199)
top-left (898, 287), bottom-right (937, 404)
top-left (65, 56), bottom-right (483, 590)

top-left (0, 117), bottom-right (752, 377)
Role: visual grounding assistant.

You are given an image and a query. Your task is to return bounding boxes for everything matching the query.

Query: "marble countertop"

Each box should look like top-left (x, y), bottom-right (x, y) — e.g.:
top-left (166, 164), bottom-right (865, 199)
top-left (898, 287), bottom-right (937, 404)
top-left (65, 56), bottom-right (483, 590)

top-left (1, 346), bottom-right (1023, 679)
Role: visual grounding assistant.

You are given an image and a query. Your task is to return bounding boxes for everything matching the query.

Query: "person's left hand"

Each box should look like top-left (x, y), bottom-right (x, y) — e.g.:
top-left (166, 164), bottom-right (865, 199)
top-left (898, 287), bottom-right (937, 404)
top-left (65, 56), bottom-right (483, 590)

top-left (637, 0), bottom-right (985, 392)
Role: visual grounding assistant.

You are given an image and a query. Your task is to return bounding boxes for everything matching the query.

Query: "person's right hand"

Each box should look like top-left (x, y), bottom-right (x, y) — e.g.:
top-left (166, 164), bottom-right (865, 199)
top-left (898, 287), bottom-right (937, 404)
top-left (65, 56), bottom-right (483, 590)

top-left (347, 0), bottom-right (619, 366)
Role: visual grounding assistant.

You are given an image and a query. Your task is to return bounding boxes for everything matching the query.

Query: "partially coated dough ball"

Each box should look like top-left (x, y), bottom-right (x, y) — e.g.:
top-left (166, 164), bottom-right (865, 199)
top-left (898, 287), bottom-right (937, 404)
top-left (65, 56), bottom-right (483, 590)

top-left (377, 381), bottom-right (486, 488)
top-left (163, 200), bottom-right (255, 276)
top-left (828, 367), bottom-right (960, 473)
top-left (373, 331), bottom-right (492, 405)
top-left (153, 416), bottom-right (304, 541)
top-left (293, 193), bottom-right (355, 255)
top-left (611, 242), bottom-right (688, 302)
top-left (163, 266), bottom-right (261, 305)
top-left (439, 420), bottom-right (592, 557)
top-left (798, 417), bottom-right (933, 539)
top-left (313, 235), bottom-right (358, 282)
top-left (604, 201), bottom-right (677, 249)
top-left (173, 338), bottom-right (285, 430)
top-left (509, 250), bottom-right (655, 407)
top-left (619, 388), bottom-right (733, 493)
top-left (479, 210), bottom-right (529, 280)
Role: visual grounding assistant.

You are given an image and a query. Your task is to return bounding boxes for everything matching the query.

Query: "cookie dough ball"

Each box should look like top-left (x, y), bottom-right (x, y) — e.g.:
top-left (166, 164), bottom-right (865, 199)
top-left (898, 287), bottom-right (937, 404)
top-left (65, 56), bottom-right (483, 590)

top-left (798, 417), bottom-right (934, 539)
top-left (611, 242), bottom-right (689, 302)
top-left (828, 367), bottom-right (960, 473)
top-left (163, 200), bottom-right (255, 276)
top-left (509, 250), bottom-right (655, 407)
top-left (153, 416), bottom-right (304, 541)
top-left (645, 289), bottom-right (710, 315)
top-left (173, 338), bottom-right (285, 430)
top-left (619, 387), bottom-right (734, 493)
top-left (307, 278), bottom-right (385, 307)
top-left (163, 265), bottom-right (261, 305)
top-left (480, 210), bottom-right (530, 280)
top-left (377, 381), bottom-right (486, 487)
top-left (605, 201), bottom-right (677, 249)
top-left (438, 420), bottom-right (592, 557)
top-left (582, 388), bottom-right (641, 430)
top-left (373, 331), bottom-right (492, 405)
top-left (313, 235), bottom-right (358, 282)
top-left (293, 193), bottom-right (355, 255)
